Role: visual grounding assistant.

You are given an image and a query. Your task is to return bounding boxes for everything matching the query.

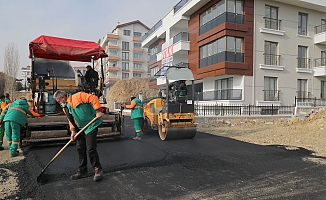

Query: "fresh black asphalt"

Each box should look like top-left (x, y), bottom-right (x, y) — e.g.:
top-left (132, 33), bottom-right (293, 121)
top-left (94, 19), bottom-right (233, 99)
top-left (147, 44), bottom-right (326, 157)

top-left (2, 116), bottom-right (326, 199)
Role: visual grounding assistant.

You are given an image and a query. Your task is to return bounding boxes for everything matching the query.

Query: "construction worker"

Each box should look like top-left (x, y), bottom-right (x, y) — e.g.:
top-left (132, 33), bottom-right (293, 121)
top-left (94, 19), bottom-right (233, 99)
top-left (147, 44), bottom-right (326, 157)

top-left (0, 94), bottom-right (5, 151)
top-left (0, 98), bottom-right (42, 157)
top-left (4, 93), bottom-right (12, 104)
top-left (121, 95), bottom-right (143, 140)
top-left (53, 90), bottom-right (104, 181)
top-left (84, 65), bottom-right (99, 91)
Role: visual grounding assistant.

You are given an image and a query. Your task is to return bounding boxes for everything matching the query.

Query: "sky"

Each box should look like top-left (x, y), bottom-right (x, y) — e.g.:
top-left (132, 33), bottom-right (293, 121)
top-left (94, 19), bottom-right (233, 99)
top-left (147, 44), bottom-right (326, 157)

top-left (0, 0), bottom-right (177, 78)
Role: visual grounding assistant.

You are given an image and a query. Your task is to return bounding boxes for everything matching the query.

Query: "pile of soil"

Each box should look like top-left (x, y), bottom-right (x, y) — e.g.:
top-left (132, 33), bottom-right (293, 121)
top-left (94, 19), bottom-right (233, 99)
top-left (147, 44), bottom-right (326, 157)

top-left (105, 77), bottom-right (159, 110)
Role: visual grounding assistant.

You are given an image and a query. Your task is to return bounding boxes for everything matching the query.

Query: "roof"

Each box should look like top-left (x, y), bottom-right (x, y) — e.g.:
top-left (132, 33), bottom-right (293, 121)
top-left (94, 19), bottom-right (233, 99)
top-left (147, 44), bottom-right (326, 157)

top-left (29, 35), bottom-right (108, 62)
top-left (112, 20), bottom-right (150, 32)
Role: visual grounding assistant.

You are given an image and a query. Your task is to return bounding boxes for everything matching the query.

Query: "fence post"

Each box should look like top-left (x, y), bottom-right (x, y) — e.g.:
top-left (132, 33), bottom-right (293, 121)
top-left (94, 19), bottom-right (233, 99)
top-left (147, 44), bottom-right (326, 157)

top-left (294, 96), bottom-right (297, 107)
top-left (314, 97), bottom-right (317, 107)
top-left (272, 104), bottom-right (274, 115)
top-left (249, 104), bottom-right (251, 116)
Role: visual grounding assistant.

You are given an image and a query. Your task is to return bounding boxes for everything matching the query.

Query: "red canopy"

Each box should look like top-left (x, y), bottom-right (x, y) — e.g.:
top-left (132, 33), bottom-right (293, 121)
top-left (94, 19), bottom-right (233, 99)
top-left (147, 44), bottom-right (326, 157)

top-left (29, 35), bottom-right (108, 62)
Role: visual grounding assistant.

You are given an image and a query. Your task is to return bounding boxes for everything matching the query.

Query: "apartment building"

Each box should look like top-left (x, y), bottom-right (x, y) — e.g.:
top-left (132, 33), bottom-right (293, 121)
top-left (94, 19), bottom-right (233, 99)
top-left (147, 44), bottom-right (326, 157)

top-left (142, 0), bottom-right (326, 106)
top-left (96, 20), bottom-right (150, 94)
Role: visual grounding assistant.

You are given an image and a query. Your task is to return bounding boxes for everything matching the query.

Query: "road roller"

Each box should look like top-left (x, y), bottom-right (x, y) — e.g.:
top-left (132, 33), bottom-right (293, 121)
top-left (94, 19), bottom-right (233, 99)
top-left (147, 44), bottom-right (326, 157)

top-left (141, 66), bottom-right (197, 140)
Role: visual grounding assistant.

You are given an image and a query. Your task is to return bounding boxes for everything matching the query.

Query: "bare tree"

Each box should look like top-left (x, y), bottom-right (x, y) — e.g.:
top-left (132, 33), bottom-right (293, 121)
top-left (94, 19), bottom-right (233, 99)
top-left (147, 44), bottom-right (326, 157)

top-left (4, 43), bottom-right (19, 99)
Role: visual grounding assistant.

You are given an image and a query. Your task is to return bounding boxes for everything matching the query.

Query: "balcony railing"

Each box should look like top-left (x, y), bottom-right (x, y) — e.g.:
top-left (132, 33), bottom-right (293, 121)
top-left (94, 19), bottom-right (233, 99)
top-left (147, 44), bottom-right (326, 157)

top-left (296, 91), bottom-right (311, 99)
top-left (263, 90), bottom-right (280, 101)
top-left (314, 24), bottom-right (326, 34)
top-left (263, 17), bottom-right (281, 30)
top-left (174, 0), bottom-right (189, 13)
top-left (173, 32), bottom-right (189, 44)
top-left (200, 12), bottom-right (244, 35)
top-left (315, 57), bottom-right (326, 67)
top-left (297, 58), bottom-right (311, 69)
top-left (264, 53), bottom-right (280, 66)
top-left (189, 89), bottom-right (242, 101)
top-left (142, 20), bottom-right (162, 41)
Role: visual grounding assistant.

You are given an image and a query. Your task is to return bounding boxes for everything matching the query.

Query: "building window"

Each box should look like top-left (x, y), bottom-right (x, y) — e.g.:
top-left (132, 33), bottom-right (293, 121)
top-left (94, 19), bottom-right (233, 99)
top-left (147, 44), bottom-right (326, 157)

top-left (122, 52), bottom-right (129, 61)
top-left (264, 76), bottom-right (278, 101)
top-left (134, 42), bottom-right (142, 48)
top-left (108, 49), bottom-right (118, 56)
top-left (133, 73), bottom-right (141, 78)
top-left (133, 52), bottom-right (143, 59)
top-left (133, 32), bottom-right (142, 38)
top-left (264, 41), bottom-right (279, 66)
top-left (133, 63), bottom-right (142, 69)
top-left (297, 79), bottom-right (308, 98)
top-left (123, 30), bottom-right (131, 36)
top-left (150, 66), bottom-right (158, 76)
top-left (298, 12), bottom-right (308, 36)
top-left (122, 73), bottom-right (129, 79)
top-left (109, 40), bottom-right (118, 46)
top-left (322, 51), bottom-right (326, 66)
top-left (122, 41), bottom-right (129, 50)
top-left (298, 46), bottom-right (309, 68)
top-left (321, 81), bottom-right (326, 99)
top-left (199, 0), bottom-right (243, 35)
top-left (199, 36), bottom-right (243, 68)
top-left (122, 62), bottom-right (129, 71)
top-left (215, 78), bottom-right (233, 100)
top-left (265, 5), bottom-right (279, 30)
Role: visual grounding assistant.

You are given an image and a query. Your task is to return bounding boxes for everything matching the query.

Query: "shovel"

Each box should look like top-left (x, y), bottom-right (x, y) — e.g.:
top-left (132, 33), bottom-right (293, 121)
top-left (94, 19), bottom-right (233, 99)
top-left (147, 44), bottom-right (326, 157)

top-left (37, 116), bottom-right (99, 183)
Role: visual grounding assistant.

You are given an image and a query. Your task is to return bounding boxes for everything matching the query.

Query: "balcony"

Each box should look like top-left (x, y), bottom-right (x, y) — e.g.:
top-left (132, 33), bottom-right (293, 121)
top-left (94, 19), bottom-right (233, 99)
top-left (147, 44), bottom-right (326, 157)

top-left (296, 91), bottom-right (311, 99)
top-left (105, 66), bottom-right (120, 73)
top-left (172, 32), bottom-right (190, 54)
top-left (314, 24), bottom-right (326, 45)
top-left (199, 12), bottom-right (244, 35)
top-left (107, 56), bottom-right (119, 61)
top-left (313, 57), bottom-right (326, 76)
top-left (259, 53), bottom-right (284, 71)
top-left (104, 76), bottom-right (120, 84)
top-left (132, 58), bottom-right (145, 63)
top-left (263, 90), bottom-right (280, 101)
top-left (296, 58), bottom-right (313, 73)
top-left (174, 0), bottom-right (189, 13)
top-left (260, 17), bottom-right (285, 36)
top-left (132, 68), bottom-right (145, 73)
top-left (142, 20), bottom-right (162, 42)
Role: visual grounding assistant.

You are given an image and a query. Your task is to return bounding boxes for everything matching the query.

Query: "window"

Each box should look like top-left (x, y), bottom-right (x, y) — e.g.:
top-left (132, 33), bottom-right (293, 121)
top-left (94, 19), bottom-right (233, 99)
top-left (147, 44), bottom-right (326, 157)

top-left (133, 32), bottom-right (142, 38)
top-left (122, 62), bottom-right (129, 71)
top-left (122, 41), bottom-right (129, 50)
top-left (264, 76), bottom-right (278, 101)
top-left (133, 63), bottom-right (142, 69)
top-left (133, 52), bottom-right (143, 59)
top-left (297, 79), bottom-right (308, 98)
top-left (150, 66), bottom-right (158, 76)
top-left (108, 49), bottom-right (118, 56)
top-left (134, 42), bottom-right (142, 48)
top-left (123, 30), bottom-right (131, 36)
top-left (322, 51), bottom-right (326, 66)
top-left (322, 81), bottom-right (326, 99)
top-left (122, 52), bottom-right (129, 61)
top-left (298, 12), bottom-right (308, 36)
top-left (298, 46), bottom-right (308, 68)
top-left (199, 36), bottom-right (243, 67)
top-left (109, 40), bottom-right (118, 46)
top-left (122, 73), bottom-right (129, 79)
top-left (264, 41), bottom-right (278, 65)
top-left (215, 78), bottom-right (233, 100)
top-left (265, 5), bottom-right (278, 30)
top-left (133, 73), bottom-right (141, 78)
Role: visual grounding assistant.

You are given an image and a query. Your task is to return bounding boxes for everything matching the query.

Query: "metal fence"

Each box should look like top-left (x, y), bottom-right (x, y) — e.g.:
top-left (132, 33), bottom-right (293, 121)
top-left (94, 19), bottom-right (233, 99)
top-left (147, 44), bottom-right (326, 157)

top-left (195, 104), bottom-right (294, 116)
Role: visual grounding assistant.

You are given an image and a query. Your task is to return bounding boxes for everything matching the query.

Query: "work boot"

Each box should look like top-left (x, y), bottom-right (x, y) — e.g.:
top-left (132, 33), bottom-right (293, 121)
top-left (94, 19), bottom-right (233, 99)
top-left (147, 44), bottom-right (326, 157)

top-left (133, 136), bottom-right (141, 140)
top-left (93, 167), bottom-right (103, 181)
top-left (0, 146), bottom-right (4, 151)
top-left (70, 171), bottom-right (88, 180)
top-left (11, 151), bottom-right (19, 157)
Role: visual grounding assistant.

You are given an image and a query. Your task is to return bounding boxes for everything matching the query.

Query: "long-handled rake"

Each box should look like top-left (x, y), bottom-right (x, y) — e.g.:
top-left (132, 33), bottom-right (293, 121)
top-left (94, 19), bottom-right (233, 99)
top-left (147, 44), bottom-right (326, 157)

top-left (36, 116), bottom-right (99, 183)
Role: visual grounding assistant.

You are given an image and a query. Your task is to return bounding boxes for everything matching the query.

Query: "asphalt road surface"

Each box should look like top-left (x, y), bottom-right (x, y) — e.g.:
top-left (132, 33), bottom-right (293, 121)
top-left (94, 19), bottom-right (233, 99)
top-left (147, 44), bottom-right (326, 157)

top-left (5, 116), bottom-right (326, 199)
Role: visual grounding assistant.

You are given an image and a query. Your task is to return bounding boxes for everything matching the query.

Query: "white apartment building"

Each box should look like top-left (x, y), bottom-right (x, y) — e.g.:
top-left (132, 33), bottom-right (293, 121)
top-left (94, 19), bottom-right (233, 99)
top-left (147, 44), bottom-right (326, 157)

top-left (142, 0), bottom-right (326, 106)
top-left (97, 20), bottom-right (150, 94)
